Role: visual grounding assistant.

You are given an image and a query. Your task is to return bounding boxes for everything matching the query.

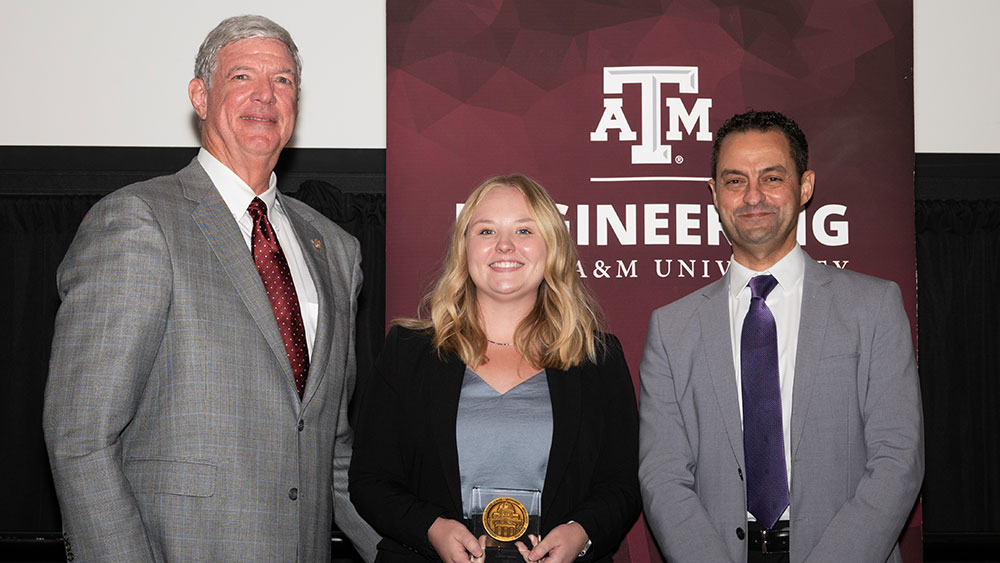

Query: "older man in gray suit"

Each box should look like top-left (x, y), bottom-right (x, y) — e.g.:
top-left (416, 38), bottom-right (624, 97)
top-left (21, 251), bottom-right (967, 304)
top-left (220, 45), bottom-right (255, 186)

top-left (43, 15), bottom-right (378, 562)
top-left (638, 110), bottom-right (923, 563)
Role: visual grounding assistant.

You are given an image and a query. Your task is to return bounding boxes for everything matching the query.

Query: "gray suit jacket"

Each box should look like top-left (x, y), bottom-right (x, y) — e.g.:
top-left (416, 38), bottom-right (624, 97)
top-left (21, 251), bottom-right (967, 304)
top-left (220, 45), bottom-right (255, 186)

top-left (43, 159), bottom-right (380, 562)
top-left (638, 255), bottom-right (923, 563)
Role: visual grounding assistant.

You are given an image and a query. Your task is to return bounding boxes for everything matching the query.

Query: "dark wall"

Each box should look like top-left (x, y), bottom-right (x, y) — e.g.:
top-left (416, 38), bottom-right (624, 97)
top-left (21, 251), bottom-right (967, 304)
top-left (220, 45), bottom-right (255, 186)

top-left (1, 148), bottom-right (999, 562)
top-left (916, 153), bottom-right (1000, 562)
top-left (0, 146), bottom-right (385, 561)
top-left (0, 146), bottom-right (386, 195)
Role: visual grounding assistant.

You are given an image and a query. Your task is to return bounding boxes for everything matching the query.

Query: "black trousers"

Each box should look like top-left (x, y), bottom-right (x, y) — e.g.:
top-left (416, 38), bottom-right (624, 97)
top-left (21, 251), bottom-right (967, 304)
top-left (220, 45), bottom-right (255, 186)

top-left (748, 552), bottom-right (790, 563)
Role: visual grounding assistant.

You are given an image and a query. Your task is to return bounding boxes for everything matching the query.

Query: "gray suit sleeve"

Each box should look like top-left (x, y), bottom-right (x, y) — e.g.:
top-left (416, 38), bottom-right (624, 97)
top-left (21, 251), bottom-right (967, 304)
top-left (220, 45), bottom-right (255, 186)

top-left (804, 282), bottom-right (924, 562)
top-left (638, 310), bottom-right (735, 563)
top-left (42, 194), bottom-right (166, 561)
top-left (331, 237), bottom-right (381, 562)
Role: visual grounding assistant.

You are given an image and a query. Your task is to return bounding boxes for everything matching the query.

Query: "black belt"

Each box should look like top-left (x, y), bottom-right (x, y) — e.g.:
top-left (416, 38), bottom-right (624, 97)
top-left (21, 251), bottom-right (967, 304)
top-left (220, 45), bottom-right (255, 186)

top-left (747, 520), bottom-right (789, 554)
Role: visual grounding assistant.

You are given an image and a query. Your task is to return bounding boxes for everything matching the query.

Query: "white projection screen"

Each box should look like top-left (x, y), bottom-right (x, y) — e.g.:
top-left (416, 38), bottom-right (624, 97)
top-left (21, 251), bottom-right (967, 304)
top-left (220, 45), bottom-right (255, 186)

top-left (1, 1), bottom-right (386, 148)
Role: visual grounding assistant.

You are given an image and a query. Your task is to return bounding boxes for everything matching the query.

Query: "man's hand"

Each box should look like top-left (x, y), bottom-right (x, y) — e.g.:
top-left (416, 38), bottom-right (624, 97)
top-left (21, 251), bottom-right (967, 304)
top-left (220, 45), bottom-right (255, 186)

top-left (428, 517), bottom-right (485, 563)
top-left (516, 522), bottom-right (589, 563)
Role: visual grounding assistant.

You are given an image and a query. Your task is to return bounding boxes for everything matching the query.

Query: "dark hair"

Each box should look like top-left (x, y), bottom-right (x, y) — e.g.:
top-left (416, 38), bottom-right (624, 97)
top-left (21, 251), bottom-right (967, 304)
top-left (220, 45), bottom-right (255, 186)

top-left (711, 110), bottom-right (808, 179)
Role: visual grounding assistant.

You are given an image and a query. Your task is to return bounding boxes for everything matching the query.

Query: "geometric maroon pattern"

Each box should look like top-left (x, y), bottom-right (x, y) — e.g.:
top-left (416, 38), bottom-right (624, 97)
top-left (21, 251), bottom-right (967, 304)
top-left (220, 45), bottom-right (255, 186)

top-left (387, 1), bottom-right (917, 561)
top-left (387, 0), bottom-right (915, 331)
top-left (248, 197), bottom-right (309, 399)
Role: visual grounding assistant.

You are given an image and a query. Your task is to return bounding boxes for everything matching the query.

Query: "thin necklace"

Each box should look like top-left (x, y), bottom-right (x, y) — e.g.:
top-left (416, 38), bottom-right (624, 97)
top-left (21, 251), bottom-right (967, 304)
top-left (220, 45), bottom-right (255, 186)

top-left (487, 338), bottom-right (514, 347)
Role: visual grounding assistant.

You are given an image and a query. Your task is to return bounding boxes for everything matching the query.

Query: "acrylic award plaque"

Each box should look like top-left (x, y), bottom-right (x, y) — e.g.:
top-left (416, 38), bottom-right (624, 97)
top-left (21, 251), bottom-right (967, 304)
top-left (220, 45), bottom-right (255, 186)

top-left (471, 487), bottom-right (541, 562)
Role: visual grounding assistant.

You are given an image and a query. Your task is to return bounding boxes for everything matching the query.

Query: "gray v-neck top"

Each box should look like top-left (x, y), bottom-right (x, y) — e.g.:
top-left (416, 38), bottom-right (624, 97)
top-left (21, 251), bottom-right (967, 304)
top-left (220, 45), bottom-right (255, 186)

top-left (456, 367), bottom-right (553, 518)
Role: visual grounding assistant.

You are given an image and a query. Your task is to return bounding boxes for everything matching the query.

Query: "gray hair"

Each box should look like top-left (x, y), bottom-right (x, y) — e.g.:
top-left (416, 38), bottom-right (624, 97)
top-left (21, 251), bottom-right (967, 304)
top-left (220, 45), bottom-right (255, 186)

top-left (194, 15), bottom-right (301, 88)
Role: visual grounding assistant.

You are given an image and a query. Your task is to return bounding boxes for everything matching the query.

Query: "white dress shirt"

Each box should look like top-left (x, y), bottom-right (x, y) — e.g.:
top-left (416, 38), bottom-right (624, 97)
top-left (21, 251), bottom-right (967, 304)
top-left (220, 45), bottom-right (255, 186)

top-left (727, 245), bottom-right (805, 523)
top-left (197, 148), bottom-right (319, 356)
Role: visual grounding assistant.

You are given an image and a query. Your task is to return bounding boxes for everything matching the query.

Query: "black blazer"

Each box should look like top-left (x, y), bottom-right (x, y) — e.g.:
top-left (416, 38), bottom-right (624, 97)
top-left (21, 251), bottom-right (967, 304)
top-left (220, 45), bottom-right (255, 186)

top-left (350, 326), bottom-right (640, 563)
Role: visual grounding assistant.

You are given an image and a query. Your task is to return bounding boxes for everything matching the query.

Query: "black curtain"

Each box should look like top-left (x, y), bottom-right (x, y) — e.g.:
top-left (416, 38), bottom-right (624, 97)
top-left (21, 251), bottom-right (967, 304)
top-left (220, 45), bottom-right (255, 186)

top-left (0, 186), bottom-right (386, 539)
top-left (917, 200), bottom-right (1000, 559)
top-left (0, 194), bottom-right (101, 534)
top-left (291, 180), bottom-right (387, 422)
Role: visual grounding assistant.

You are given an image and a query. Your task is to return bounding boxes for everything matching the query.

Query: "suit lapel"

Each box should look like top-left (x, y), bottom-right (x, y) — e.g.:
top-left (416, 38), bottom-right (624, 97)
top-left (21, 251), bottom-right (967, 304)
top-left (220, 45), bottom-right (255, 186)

top-left (183, 160), bottom-right (296, 394)
top-left (790, 257), bottom-right (833, 457)
top-left (430, 354), bottom-right (468, 517)
top-left (541, 366), bottom-right (581, 517)
top-left (698, 274), bottom-right (746, 467)
top-left (280, 197), bottom-right (336, 407)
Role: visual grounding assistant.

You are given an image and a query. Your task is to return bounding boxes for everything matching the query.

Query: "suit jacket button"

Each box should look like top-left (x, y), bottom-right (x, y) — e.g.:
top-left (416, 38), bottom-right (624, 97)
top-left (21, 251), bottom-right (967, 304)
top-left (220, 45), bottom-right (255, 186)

top-left (736, 527), bottom-right (745, 540)
top-left (288, 487), bottom-right (298, 500)
top-left (297, 419), bottom-right (304, 431)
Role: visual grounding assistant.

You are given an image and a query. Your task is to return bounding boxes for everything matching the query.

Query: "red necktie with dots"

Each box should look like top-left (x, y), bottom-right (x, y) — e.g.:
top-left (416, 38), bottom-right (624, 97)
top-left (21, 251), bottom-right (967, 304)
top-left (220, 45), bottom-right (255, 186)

top-left (247, 197), bottom-right (309, 399)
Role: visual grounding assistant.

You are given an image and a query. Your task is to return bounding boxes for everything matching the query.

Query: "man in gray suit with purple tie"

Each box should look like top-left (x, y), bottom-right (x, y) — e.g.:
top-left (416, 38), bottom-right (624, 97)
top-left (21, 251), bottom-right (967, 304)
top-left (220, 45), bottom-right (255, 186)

top-left (43, 15), bottom-right (378, 561)
top-left (638, 110), bottom-right (923, 562)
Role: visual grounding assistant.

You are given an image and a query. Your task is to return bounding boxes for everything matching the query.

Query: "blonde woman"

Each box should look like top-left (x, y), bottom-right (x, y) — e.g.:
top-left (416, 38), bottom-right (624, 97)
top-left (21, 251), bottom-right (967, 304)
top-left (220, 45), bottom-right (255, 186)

top-left (350, 174), bottom-right (640, 563)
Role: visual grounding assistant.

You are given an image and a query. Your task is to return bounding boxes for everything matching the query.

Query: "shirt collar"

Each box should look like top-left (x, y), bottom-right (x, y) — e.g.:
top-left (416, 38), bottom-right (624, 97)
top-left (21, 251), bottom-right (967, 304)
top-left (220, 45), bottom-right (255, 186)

top-left (197, 148), bottom-right (279, 219)
top-left (728, 245), bottom-right (805, 299)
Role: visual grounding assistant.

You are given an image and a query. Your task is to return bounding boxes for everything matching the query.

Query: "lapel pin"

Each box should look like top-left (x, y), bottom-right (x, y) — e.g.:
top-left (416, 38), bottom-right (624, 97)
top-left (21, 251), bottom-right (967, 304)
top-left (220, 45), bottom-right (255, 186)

top-left (312, 238), bottom-right (323, 250)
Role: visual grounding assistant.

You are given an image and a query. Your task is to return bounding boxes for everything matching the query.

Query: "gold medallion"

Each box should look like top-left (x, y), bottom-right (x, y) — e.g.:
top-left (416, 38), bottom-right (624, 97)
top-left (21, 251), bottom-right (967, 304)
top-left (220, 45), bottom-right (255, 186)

top-left (482, 497), bottom-right (529, 541)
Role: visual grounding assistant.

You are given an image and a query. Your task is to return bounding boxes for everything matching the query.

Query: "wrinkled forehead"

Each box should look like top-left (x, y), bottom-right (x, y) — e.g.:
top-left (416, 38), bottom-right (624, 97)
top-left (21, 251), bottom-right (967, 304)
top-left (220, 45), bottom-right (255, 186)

top-left (217, 37), bottom-right (297, 73)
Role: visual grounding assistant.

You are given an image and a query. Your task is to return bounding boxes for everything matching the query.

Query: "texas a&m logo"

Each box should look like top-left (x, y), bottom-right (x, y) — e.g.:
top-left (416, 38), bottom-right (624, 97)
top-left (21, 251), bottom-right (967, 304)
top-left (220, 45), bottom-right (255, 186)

top-left (590, 66), bottom-right (713, 165)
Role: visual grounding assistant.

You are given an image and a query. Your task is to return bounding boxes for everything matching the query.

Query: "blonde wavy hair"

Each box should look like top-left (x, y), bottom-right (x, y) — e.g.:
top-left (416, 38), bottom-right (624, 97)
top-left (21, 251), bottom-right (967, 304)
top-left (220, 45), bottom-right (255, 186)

top-left (398, 174), bottom-right (605, 370)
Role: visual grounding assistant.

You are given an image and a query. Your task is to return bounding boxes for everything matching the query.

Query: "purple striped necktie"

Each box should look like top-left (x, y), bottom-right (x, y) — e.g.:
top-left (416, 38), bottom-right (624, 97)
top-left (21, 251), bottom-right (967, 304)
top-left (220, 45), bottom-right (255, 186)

top-left (741, 274), bottom-right (789, 529)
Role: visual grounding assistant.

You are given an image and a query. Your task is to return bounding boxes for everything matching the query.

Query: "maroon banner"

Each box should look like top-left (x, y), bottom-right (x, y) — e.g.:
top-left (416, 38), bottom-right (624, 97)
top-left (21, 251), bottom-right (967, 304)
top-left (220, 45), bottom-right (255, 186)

top-left (387, 1), bottom-right (917, 561)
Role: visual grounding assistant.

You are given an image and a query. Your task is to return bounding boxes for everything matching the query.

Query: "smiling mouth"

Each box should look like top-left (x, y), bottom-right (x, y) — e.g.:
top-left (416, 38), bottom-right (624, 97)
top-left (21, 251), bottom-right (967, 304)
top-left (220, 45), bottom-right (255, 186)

top-left (241, 116), bottom-right (275, 123)
top-left (735, 206), bottom-right (779, 221)
top-left (490, 261), bottom-right (523, 269)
